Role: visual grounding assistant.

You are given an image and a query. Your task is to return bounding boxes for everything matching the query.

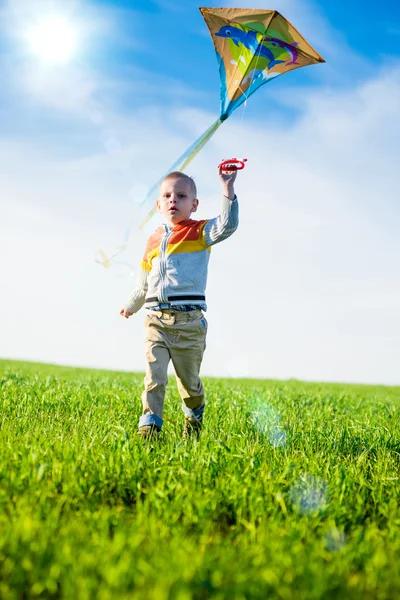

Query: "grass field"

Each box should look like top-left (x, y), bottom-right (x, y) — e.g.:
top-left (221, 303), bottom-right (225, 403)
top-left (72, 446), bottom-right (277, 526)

top-left (0, 359), bottom-right (399, 599)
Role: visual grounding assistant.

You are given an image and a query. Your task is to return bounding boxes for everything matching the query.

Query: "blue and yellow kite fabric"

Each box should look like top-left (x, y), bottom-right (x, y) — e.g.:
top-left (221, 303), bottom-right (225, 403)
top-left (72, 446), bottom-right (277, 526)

top-left (200, 7), bottom-right (324, 120)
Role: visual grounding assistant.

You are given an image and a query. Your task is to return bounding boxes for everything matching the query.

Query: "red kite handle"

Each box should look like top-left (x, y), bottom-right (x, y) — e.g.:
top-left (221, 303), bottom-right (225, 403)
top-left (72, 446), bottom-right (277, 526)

top-left (218, 158), bottom-right (247, 171)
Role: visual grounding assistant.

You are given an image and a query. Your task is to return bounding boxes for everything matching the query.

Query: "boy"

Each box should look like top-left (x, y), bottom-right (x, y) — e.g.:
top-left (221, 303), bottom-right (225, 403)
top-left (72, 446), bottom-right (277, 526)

top-left (120, 167), bottom-right (238, 438)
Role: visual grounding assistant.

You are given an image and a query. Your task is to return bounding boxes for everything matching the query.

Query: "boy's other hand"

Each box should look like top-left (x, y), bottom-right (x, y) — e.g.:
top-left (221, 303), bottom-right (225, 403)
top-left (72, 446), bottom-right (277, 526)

top-left (120, 308), bottom-right (133, 319)
top-left (218, 165), bottom-right (237, 200)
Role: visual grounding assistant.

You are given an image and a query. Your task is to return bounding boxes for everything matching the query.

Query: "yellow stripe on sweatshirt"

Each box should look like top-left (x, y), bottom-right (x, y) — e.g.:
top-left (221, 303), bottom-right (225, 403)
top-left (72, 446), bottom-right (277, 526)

top-left (140, 260), bottom-right (152, 272)
top-left (166, 240), bottom-right (210, 255)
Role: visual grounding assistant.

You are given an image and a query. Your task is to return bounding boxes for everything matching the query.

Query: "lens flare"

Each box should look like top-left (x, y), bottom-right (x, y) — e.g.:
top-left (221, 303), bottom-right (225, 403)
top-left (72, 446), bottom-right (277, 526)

top-left (289, 475), bottom-right (328, 514)
top-left (251, 399), bottom-right (287, 447)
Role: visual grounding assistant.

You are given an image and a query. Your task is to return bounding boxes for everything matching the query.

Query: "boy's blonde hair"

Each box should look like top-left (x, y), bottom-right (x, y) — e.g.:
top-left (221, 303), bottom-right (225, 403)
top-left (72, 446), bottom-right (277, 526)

top-left (161, 171), bottom-right (197, 198)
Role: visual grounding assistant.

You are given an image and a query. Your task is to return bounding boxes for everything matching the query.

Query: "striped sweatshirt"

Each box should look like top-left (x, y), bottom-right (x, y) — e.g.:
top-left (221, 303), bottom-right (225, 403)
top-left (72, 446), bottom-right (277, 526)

top-left (125, 195), bottom-right (239, 313)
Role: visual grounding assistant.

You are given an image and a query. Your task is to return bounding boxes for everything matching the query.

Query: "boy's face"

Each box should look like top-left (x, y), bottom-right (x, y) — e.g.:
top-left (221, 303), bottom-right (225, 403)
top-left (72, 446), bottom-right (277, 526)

top-left (157, 177), bottom-right (198, 225)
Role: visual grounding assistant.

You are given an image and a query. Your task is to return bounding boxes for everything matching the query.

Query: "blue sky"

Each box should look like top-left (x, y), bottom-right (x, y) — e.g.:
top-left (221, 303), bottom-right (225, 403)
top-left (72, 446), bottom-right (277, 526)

top-left (1, 0), bottom-right (399, 384)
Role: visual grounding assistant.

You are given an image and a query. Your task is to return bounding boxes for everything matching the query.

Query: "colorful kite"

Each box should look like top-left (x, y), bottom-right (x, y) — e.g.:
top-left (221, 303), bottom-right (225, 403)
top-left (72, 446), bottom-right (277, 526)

top-left (97, 7), bottom-right (324, 267)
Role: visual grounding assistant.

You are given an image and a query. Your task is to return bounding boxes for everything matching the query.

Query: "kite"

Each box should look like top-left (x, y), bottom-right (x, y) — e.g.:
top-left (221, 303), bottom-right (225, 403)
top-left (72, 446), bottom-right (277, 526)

top-left (97, 7), bottom-right (324, 267)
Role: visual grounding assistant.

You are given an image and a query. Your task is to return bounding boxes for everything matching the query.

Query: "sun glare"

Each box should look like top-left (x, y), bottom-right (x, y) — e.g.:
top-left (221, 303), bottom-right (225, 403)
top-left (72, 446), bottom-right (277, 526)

top-left (27, 17), bottom-right (78, 64)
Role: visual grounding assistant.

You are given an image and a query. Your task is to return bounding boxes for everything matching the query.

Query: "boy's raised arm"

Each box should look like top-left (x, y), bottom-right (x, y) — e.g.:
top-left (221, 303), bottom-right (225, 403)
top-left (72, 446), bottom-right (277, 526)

top-left (203, 168), bottom-right (239, 248)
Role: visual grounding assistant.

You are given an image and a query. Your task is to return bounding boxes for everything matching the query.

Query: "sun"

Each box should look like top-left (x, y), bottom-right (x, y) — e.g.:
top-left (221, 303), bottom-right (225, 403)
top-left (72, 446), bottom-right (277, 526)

top-left (27, 17), bottom-right (78, 64)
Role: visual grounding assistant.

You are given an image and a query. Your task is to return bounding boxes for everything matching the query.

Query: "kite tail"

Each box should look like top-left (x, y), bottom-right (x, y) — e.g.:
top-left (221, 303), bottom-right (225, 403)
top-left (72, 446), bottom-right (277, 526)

top-left (139, 117), bottom-right (223, 229)
top-left (97, 117), bottom-right (223, 267)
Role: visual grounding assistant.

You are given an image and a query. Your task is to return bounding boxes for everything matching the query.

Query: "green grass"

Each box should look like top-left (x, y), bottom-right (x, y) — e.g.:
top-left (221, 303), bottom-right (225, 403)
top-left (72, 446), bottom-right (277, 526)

top-left (1, 359), bottom-right (400, 599)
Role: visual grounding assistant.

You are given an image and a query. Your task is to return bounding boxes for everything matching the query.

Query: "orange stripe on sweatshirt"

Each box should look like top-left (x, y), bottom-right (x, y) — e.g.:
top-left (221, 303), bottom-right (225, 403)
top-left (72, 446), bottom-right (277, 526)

top-left (168, 220), bottom-right (208, 245)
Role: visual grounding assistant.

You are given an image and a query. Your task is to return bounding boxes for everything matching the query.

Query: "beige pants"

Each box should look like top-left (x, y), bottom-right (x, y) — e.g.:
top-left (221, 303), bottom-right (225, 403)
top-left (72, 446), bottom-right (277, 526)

top-left (138, 309), bottom-right (207, 430)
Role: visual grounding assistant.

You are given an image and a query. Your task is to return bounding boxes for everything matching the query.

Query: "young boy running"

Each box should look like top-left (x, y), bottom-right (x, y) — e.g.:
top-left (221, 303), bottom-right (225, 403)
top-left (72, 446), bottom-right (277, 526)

top-left (120, 168), bottom-right (238, 438)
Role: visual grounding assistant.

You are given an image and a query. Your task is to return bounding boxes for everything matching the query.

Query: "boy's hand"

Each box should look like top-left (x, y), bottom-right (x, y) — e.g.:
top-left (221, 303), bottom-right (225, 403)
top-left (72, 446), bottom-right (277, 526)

top-left (120, 307), bottom-right (133, 319)
top-left (218, 165), bottom-right (237, 200)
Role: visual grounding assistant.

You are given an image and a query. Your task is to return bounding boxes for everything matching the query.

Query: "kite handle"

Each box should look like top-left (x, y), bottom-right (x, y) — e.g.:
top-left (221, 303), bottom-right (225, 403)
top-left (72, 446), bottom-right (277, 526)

top-left (218, 158), bottom-right (247, 171)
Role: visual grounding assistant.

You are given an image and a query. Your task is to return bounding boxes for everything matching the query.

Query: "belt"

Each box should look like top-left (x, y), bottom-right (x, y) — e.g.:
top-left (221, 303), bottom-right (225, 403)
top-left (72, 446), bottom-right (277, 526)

top-left (145, 295), bottom-right (206, 303)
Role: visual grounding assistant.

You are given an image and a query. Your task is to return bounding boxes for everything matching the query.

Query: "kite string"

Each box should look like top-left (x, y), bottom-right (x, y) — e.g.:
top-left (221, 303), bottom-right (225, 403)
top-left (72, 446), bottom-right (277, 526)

top-left (97, 115), bottom-right (223, 266)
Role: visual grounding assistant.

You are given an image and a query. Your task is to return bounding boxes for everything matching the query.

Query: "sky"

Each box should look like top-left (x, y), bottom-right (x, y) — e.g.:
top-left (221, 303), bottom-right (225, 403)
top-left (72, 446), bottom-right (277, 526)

top-left (1, 0), bottom-right (399, 385)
